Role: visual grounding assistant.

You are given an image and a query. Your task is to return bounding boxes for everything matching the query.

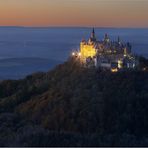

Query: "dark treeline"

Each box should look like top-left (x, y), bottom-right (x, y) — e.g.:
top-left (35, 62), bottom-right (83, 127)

top-left (0, 57), bottom-right (148, 146)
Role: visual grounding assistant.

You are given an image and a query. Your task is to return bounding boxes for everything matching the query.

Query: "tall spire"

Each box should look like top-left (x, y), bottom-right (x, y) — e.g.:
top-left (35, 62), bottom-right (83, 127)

top-left (90, 27), bottom-right (96, 42)
top-left (92, 27), bottom-right (95, 34)
top-left (118, 36), bottom-right (121, 44)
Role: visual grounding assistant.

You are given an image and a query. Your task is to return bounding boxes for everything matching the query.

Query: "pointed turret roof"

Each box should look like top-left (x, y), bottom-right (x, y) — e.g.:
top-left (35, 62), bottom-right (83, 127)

top-left (90, 27), bottom-right (96, 42)
top-left (92, 28), bottom-right (95, 34)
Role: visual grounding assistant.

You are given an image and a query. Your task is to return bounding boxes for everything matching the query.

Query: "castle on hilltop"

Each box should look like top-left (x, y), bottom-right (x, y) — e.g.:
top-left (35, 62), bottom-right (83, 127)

top-left (72, 28), bottom-right (138, 72)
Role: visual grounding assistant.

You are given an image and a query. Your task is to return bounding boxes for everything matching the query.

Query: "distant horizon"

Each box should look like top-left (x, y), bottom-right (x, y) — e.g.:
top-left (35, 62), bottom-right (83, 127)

top-left (0, 25), bottom-right (148, 29)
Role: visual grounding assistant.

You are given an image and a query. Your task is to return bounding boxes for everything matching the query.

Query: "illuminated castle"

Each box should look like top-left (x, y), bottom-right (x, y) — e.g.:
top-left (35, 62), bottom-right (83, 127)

top-left (72, 28), bottom-right (138, 72)
top-left (80, 28), bottom-right (97, 60)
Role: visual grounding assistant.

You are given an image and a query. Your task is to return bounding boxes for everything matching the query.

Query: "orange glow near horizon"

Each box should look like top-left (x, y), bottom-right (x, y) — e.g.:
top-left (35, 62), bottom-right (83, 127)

top-left (0, 0), bottom-right (148, 27)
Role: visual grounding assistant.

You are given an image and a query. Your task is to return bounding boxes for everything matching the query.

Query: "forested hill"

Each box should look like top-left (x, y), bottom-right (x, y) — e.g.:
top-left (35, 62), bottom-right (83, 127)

top-left (1, 57), bottom-right (148, 146)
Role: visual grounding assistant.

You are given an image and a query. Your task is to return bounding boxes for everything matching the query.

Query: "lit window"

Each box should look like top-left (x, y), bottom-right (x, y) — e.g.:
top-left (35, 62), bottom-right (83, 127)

top-left (111, 68), bottom-right (118, 73)
top-left (78, 52), bottom-right (81, 56)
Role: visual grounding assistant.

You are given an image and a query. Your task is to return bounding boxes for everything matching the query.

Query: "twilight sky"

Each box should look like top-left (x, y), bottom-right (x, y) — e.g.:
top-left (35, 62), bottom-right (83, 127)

top-left (0, 0), bottom-right (148, 27)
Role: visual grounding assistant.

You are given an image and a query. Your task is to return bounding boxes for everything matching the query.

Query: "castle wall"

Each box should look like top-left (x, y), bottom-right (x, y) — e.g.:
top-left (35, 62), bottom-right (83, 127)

top-left (80, 43), bottom-right (96, 60)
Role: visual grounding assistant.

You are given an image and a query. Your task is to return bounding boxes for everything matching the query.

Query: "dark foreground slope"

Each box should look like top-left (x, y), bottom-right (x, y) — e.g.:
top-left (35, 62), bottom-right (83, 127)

top-left (0, 58), bottom-right (148, 146)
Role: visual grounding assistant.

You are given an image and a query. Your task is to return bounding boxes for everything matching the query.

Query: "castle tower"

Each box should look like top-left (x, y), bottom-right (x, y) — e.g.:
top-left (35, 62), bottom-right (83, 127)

top-left (104, 33), bottom-right (110, 43)
top-left (91, 28), bottom-right (95, 38)
top-left (89, 28), bottom-right (96, 42)
top-left (118, 36), bottom-right (121, 44)
top-left (80, 28), bottom-right (97, 61)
